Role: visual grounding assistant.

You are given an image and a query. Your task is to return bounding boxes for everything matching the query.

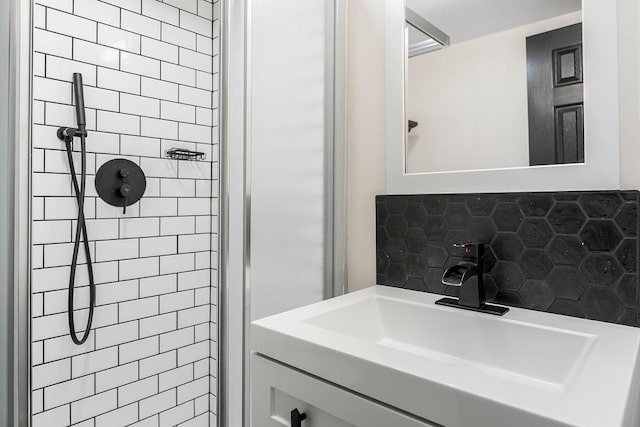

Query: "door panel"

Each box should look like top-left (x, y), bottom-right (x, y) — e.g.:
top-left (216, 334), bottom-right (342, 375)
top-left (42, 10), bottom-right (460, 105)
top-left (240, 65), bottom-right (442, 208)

top-left (527, 23), bottom-right (584, 166)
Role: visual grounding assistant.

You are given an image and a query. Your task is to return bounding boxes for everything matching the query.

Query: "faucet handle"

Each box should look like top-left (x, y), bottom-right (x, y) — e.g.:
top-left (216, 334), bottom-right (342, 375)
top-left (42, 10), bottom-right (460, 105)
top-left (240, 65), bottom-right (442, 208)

top-left (453, 243), bottom-right (472, 248)
top-left (453, 242), bottom-right (484, 257)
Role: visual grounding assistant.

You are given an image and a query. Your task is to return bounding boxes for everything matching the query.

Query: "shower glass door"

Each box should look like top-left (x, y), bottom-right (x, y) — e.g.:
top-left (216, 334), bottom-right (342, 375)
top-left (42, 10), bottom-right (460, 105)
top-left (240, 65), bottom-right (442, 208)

top-left (0, 0), bottom-right (11, 423)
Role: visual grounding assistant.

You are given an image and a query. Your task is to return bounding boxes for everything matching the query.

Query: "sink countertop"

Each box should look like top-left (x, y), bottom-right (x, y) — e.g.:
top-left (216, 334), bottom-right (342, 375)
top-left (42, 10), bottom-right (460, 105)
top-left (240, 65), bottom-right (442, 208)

top-left (251, 286), bottom-right (640, 427)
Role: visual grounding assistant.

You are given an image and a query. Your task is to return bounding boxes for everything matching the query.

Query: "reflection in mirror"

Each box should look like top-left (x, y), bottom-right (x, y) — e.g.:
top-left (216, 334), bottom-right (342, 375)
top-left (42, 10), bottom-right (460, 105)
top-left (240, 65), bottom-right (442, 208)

top-left (405, 0), bottom-right (584, 174)
top-left (406, 8), bottom-right (449, 58)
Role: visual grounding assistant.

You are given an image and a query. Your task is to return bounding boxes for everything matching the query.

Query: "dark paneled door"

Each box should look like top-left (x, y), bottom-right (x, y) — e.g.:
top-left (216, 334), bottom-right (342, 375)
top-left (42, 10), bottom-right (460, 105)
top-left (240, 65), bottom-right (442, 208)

top-left (527, 23), bottom-right (584, 166)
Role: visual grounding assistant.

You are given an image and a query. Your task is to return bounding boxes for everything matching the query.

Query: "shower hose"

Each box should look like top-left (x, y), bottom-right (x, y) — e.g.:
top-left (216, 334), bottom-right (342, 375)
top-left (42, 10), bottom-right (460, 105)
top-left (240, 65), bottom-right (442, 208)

top-left (63, 73), bottom-right (96, 345)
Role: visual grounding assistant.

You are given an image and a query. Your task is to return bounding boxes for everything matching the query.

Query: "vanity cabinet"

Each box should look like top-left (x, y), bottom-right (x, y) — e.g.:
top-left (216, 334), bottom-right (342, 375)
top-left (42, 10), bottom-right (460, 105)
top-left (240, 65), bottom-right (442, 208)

top-left (251, 354), bottom-right (436, 427)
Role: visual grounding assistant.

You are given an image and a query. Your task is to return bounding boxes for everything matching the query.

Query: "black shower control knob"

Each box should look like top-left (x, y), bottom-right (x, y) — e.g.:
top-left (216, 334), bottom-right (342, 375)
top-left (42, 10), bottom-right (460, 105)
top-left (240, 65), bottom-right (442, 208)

top-left (120, 168), bottom-right (130, 178)
top-left (119, 184), bottom-right (132, 196)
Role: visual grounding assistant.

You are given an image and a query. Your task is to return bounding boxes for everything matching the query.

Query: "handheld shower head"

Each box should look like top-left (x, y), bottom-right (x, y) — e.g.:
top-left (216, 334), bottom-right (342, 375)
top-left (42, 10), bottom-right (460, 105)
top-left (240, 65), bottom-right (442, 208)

top-left (73, 73), bottom-right (86, 129)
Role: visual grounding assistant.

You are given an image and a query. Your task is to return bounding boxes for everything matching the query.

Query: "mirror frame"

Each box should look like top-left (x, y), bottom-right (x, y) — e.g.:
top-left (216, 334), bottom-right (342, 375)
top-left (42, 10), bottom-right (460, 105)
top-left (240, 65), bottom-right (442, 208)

top-left (385, 0), bottom-right (621, 194)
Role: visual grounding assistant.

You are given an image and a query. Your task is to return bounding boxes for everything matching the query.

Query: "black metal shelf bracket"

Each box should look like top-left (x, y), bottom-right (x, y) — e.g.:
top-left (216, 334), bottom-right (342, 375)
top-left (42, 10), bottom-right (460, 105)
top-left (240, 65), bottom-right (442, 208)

top-left (165, 147), bottom-right (207, 161)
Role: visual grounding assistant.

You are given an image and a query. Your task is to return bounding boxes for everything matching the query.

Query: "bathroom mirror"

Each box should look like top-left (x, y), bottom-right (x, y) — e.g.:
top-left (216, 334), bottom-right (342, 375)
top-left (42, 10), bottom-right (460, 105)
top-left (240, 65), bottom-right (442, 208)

top-left (385, 0), bottom-right (621, 194)
top-left (405, 0), bottom-right (584, 173)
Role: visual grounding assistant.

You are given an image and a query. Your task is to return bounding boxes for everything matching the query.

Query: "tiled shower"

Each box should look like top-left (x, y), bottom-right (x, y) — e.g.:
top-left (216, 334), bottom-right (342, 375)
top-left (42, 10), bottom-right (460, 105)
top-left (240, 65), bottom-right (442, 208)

top-left (30, 0), bottom-right (220, 425)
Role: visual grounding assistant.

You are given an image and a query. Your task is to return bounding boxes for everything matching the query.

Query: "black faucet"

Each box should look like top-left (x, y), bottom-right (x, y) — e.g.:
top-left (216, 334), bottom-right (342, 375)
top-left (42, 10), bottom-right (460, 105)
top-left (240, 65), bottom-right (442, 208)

top-left (436, 243), bottom-right (509, 316)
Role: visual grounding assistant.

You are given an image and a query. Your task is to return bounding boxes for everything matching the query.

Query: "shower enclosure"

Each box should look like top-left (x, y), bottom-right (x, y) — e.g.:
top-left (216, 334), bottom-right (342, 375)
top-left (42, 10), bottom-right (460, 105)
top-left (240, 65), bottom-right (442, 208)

top-left (1, 0), bottom-right (346, 425)
top-left (1, 0), bottom-right (11, 421)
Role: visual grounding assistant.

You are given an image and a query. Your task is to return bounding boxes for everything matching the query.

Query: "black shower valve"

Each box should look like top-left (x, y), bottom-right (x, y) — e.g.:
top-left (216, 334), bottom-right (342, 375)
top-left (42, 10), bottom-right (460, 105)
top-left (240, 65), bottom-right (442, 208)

top-left (95, 159), bottom-right (146, 216)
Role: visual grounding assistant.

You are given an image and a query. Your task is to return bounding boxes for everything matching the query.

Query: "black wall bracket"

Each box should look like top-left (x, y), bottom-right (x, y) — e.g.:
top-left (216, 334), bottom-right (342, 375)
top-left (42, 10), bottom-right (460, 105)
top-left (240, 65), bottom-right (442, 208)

top-left (95, 159), bottom-right (146, 214)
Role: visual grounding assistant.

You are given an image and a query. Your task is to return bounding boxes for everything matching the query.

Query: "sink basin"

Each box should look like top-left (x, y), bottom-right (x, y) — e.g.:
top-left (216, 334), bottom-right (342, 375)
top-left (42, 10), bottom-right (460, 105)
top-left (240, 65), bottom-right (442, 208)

top-left (251, 286), bottom-right (640, 427)
top-left (305, 296), bottom-right (595, 392)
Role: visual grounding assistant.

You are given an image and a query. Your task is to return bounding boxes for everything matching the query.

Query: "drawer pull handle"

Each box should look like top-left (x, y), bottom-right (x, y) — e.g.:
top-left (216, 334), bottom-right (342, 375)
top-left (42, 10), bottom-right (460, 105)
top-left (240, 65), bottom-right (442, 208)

top-left (291, 408), bottom-right (307, 426)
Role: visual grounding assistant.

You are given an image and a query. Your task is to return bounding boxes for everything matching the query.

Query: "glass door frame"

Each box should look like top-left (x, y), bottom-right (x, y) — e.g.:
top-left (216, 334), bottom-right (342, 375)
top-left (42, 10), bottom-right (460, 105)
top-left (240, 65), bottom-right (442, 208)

top-left (1, 0), bottom-right (31, 425)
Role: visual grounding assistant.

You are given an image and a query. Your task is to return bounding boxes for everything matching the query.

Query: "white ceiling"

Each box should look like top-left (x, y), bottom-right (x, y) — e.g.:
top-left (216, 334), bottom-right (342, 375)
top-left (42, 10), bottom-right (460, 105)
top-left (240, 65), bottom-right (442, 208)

top-left (406, 0), bottom-right (582, 44)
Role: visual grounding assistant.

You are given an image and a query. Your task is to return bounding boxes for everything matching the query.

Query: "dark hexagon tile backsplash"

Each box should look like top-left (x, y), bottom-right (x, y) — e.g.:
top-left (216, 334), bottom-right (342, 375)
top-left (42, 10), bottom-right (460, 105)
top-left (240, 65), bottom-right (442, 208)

top-left (376, 191), bottom-right (640, 327)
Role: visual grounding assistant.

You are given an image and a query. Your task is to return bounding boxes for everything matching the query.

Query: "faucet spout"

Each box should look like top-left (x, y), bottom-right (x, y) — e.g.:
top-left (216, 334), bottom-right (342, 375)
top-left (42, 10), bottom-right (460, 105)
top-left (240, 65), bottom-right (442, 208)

top-left (436, 243), bottom-right (509, 315)
top-left (442, 262), bottom-right (480, 287)
top-left (442, 262), bottom-right (484, 308)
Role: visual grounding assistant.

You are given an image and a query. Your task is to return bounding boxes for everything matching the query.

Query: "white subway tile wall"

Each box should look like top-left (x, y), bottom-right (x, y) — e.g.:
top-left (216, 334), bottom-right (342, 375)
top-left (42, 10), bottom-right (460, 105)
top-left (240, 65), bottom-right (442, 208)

top-left (31, 0), bottom-right (219, 425)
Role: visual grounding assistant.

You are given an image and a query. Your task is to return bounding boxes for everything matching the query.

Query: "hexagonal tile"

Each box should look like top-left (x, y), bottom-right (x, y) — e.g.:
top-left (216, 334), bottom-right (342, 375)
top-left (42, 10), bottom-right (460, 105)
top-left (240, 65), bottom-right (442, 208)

top-left (386, 215), bottom-right (408, 239)
top-left (376, 202), bottom-right (389, 225)
top-left (552, 192), bottom-right (580, 202)
top-left (519, 249), bottom-right (553, 279)
top-left (483, 274), bottom-right (499, 300)
top-left (617, 310), bottom-right (639, 327)
top-left (518, 218), bottom-right (553, 248)
top-left (424, 244), bottom-right (449, 268)
top-left (483, 247), bottom-right (497, 272)
top-left (443, 203), bottom-right (471, 229)
top-left (519, 280), bottom-right (555, 310)
top-left (579, 220), bottom-right (623, 252)
top-left (385, 263), bottom-right (407, 286)
top-left (383, 239), bottom-right (407, 263)
top-left (493, 290), bottom-right (522, 307)
top-left (423, 267), bottom-right (447, 294)
top-left (423, 216), bottom-right (447, 241)
top-left (579, 286), bottom-right (623, 322)
top-left (405, 202), bottom-right (427, 227)
top-left (517, 194), bottom-right (554, 217)
top-left (386, 196), bottom-right (409, 215)
top-left (376, 226), bottom-right (388, 249)
top-left (492, 262), bottom-right (525, 291)
top-left (491, 233), bottom-right (524, 261)
top-left (495, 193), bottom-right (519, 202)
top-left (579, 192), bottom-right (623, 218)
top-left (620, 191), bottom-right (638, 201)
top-left (376, 249), bottom-right (390, 273)
top-left (614, 275), bottom-right (637, 308)
top-left (405, 228), bottom-right (427, 254)
top-left (404, 277), bottom-right (427, 292)
top-left (404, 253), bottom-right (427, 278)
top-left (548, 267), bottom-right (587, 300)
top-left (423, 195), bottom-right (448, 215)
top-left (579, 254), bottom-right (623, 286)
top-left (492, 203), bottom-right (524, 232)
top-left (548, 299), bottom-right (585, 318)
top-left (443, 256), bottom-right (463, 271)
top-left (548, 202), bottom-right (586, 234)
top-left (547, 236), bottom-right (587, 266)
top-left (616, 239), bottom-right (637, 273)
top-left (468, 217), bottom-right (497, 244)
top-left (466, 195), bottom-right (497, 216)
top-left (615, 203), bottom-right (637, 237)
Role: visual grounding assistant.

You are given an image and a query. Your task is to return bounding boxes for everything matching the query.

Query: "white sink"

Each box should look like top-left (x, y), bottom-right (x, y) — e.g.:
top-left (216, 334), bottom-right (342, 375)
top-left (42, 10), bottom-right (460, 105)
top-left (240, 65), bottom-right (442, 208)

top-left (251, 286), bottom-right (640, 427)
top-left (305, 295), bottom-right (595, 392)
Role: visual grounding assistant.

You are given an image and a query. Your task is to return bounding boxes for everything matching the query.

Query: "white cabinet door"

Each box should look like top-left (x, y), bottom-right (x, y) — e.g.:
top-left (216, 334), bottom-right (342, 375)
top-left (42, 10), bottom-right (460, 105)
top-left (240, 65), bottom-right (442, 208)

top-left (251, 354), bottom-right (437, 427)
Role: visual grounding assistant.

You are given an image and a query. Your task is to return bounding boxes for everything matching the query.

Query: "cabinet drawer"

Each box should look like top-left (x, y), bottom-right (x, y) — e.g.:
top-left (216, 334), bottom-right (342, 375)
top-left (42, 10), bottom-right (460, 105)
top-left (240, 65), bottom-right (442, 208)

top-left (251, 354), bottom-right (436, 427)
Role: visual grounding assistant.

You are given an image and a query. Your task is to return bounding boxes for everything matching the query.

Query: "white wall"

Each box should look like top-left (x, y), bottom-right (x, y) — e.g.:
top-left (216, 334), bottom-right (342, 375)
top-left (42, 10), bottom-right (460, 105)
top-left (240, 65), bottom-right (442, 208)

top-left (619, 0), bottom-right (640, 190)
top-left (406, 0), bottom-right (581, 44)
top-left (346, 0), bottom-right (387, 292)
top-left (30, 1), bottom-right (220, 425)
top-left (406, 12), bottom-right (582, 174)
